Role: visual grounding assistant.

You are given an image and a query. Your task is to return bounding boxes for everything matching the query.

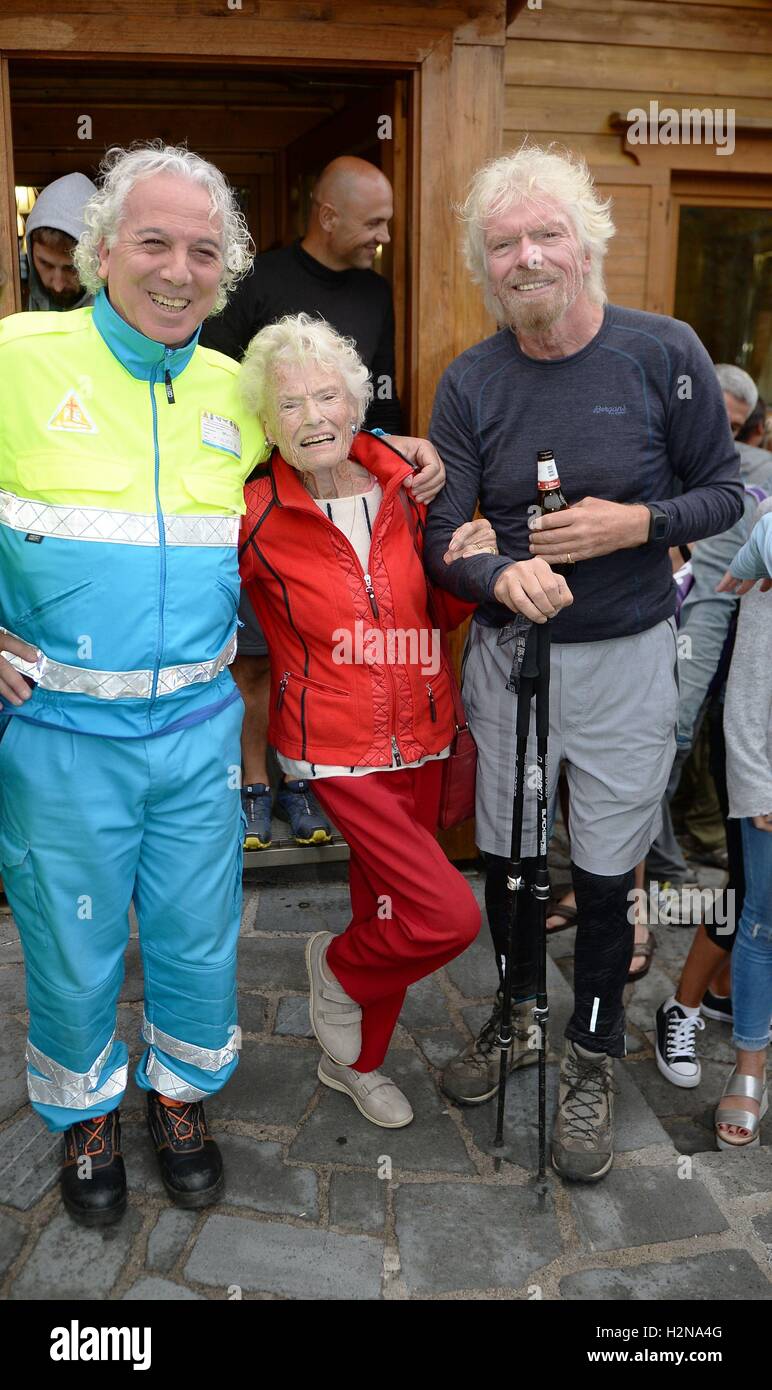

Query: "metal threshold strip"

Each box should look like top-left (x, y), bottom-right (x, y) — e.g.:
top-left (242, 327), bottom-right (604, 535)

top-left (243, 835), bottom-right (350, 869)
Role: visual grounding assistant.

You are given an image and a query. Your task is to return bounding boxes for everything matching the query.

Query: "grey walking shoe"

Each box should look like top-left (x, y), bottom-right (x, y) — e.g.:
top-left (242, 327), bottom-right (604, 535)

top-left (306, 930), bottom-right (362, 1067)
top-left (551, 1039), bottom-right (616, 1183)
top-left (440, 993), bottom-right (537, 1105)
top-left (318, 1055), bottom-right (413, 1129)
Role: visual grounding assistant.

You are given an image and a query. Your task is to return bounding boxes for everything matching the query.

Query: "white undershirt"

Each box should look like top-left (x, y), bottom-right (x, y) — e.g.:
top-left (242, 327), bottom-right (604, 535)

top-left (276, 480), bottom-right (451, 781)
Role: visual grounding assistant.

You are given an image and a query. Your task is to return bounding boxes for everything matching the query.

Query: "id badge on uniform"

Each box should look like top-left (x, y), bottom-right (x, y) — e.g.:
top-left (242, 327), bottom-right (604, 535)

top-left (200, 411), bottom-right (242, 459)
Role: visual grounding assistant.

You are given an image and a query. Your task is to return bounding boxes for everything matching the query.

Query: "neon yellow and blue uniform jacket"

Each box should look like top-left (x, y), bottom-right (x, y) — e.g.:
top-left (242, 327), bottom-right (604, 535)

top-left (0, 289), bottom-right (266, 737)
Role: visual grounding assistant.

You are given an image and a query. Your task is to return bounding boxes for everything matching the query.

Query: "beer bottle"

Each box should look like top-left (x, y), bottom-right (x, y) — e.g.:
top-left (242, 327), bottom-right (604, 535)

top-left (536, 449), bottom-right (574, 575)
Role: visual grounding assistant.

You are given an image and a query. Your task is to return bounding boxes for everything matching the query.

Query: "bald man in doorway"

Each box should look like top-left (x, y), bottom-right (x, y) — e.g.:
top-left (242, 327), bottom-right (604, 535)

top-left (200, 157), bottom-right (411, 850)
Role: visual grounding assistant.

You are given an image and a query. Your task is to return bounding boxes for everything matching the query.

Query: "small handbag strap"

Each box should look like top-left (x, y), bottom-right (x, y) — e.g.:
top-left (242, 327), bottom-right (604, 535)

top-left (397, 491), bottom-right (468, 732)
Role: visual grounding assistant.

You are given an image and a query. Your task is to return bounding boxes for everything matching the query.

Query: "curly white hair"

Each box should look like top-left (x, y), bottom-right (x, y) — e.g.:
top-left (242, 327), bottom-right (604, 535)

top-left (73, 142), bottom-right (253, 315)
top-left (238, 312), bottom-right (373, 429)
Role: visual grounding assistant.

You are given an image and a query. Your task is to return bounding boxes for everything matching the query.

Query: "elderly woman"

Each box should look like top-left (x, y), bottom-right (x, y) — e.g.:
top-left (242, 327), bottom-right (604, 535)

top-left (237, 313), bottom-right (489, 1127)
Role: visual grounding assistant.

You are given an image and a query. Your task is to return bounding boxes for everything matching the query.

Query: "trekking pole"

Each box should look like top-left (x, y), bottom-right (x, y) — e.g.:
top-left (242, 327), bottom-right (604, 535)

top-left (532, 620), bottom-right (552, 1195)
top-left (494, 622), bottom-right (540, 1161)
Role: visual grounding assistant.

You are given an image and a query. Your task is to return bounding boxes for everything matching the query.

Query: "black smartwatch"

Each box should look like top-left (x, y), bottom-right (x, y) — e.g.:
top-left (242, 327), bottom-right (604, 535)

top-left (645, 505), bottom-right (669, 544)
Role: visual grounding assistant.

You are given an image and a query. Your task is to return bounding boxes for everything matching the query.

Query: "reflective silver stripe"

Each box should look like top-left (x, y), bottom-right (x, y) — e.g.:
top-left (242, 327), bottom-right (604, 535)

top-left (144, 1050), bottom-right (208, 1102)
top-left (154, 632), bottom-right (238, 697)
top-left (142, 1014), bottom-right (238, 1073)
top-left (165, 514), bottom-right (239, 547)
top-left (26, 1034), bottom-right (127, 1110)
top-left (0, 487), bottom-right (238, 547)
top-left (2, 628), bottom-right (236, 700)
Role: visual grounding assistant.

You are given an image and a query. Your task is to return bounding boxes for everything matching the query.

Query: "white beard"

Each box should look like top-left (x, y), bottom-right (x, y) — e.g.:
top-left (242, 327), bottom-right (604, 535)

top-left (499, 279), bottom-right (571, 333)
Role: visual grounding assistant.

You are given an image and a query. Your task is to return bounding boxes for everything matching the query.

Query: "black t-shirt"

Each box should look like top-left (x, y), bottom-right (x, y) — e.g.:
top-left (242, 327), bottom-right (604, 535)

top-left (199, 239), bottom-right (403, 433)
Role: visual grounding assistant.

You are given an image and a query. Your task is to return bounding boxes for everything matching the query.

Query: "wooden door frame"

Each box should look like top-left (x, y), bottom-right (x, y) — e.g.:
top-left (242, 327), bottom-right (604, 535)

top-left (0, 55), bottom-right (20, 317)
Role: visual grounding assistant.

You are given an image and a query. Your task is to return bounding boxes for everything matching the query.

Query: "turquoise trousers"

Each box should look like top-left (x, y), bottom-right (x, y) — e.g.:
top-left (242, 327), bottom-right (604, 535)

top-left (0, 698), bottom-right (245, 1132)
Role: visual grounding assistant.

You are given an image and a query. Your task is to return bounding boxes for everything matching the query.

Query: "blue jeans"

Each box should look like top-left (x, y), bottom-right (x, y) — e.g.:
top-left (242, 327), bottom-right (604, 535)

top-left (731, 819), bottom-right (772, 1051)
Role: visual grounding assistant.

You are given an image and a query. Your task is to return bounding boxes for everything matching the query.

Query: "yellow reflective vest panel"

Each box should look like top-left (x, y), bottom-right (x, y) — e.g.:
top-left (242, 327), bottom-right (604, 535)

top-left (0, 298), bottom-right (267, 737)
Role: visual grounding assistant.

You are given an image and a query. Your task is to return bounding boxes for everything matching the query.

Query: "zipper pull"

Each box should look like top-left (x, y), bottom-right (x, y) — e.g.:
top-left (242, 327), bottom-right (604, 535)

top-left (164, 369), bottom-right (175, 404)
top-left (277, 672), bottom-right (289, 710)
top-left (427, 685), bottom-right (437, 722)
top-left (391, 734), bottom-right (402, 767)
top-left (363, 572), bottom-right (379, 619)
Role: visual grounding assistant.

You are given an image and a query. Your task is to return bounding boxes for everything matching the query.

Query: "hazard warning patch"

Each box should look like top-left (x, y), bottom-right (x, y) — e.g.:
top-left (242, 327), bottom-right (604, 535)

top-left (47, 391), bottom-right (98, 434)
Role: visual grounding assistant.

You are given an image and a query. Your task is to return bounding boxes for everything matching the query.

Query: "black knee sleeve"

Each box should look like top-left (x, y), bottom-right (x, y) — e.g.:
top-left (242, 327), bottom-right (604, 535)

top-left (483, 852), bottom-right (539, 1000)
top-left (565, 862), bottom-right (635, 1058)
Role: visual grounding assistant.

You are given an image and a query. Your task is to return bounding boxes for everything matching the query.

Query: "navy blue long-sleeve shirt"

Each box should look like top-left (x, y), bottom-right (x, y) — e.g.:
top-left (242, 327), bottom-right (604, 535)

top-left (424, 306), bottom-right (744, 643)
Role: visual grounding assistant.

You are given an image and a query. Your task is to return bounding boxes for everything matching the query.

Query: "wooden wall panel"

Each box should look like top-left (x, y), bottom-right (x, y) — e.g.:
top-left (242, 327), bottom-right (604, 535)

top-left (509, 0), bottom-right (772, 54)
top-left (0, 58), bottom-right (20, 317)
top-left (414, 38), bottom-right (502, 433)
top-left (0, 0), bottom-right (505, 61)
top-left (504, 89), bottom-right (772, 137)
top-left (598, 182), bottom-right (653, 307)
top-left (0, 0), bottom-right (505, 43)
top-left (505, 40), bottom-right (772, 101)
top-left (416, 36), bottom-right (503, 859)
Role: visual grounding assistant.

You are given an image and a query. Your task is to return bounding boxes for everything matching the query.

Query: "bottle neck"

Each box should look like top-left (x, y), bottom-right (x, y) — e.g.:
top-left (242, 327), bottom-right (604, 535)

top-left (537, 457), bottom-right (561, 490)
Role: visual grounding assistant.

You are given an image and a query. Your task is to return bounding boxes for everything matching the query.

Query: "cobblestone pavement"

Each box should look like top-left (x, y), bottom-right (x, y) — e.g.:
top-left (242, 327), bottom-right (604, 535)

top-left (0, 836), bottom-right (770, 1301)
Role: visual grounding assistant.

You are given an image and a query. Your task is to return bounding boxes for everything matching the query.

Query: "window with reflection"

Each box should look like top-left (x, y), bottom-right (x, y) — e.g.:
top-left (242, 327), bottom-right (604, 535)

top-left (674, 205), bottom-right (772, 402)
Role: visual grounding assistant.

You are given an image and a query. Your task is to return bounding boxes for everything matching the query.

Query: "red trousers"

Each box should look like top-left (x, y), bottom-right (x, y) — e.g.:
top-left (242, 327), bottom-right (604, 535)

top-left (312, 760), bottom-right (481, 1071)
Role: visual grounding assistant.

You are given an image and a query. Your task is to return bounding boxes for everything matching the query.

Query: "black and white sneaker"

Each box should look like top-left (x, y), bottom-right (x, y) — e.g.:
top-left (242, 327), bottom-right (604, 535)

top-left (655, 997), bottom-right (705, 1088)
top-left (701, 989), bottom-right (733, 1024)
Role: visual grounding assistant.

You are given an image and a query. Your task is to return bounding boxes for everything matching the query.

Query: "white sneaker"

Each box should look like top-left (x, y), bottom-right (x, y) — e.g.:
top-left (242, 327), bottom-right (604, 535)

top-left (306, 931), bottom-right (362, 1067)
top-left (655, 998), bottom-right (705, 1088)
top-left (318, 1055), bottom-right (414, 1129)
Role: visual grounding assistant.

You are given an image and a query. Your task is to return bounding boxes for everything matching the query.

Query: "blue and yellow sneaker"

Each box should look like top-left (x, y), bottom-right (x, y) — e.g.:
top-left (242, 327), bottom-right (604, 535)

top-left (241, 782), bottom-right (273, 849)
top-left (276, 779), bottom-right (333, 845)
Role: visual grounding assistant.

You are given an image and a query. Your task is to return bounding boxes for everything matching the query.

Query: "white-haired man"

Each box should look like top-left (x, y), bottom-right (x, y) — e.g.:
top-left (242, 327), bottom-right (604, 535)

top-left (715, 362), bottom-right (759, 439)
top-left (0, 142), bottom-right (446, 1226)
top-left (424, 144), bottom-right (744, 1182)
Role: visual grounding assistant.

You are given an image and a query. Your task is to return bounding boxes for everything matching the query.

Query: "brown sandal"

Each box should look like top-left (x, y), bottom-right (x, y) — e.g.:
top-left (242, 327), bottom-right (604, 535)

top-left (627, 929), bottom-right (657, 983)
top-left (546, 900), bottom-right (578, 934)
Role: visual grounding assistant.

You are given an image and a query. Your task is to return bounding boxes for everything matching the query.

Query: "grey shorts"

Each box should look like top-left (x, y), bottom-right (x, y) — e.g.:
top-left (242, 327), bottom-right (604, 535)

top-left (462, 618), bottom-right (679, 874)
top-left (237, 589), bottom-right (269, 658)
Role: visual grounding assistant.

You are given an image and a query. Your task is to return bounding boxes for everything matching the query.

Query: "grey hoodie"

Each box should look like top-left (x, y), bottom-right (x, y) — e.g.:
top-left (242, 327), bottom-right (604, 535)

top-left (24, 172), bottom-right (96, 312)
top-left (724, 497), bottom-right (772, 819)
top-left (675, 442), bottom-right (772, 749)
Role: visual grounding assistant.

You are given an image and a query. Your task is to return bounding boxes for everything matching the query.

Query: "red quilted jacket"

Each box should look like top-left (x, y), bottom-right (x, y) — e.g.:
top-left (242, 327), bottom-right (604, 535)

top-left (238, 430), bottom-right (473, 768)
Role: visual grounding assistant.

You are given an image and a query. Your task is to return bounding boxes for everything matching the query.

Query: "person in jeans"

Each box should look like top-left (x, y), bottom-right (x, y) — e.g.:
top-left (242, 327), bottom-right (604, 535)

top-left (424, 144), bottom-right (744, 1182)
top-left (649, 366), bottom-right (770, 893)
top-left (653, 370), bottom-right (772, 1089)
top-left (714, 502), bottom-right (772, 1147)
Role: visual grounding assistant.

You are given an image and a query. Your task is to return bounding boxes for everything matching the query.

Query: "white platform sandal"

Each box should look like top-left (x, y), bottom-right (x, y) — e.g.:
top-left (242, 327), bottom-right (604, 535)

top-left (714, 1067), bottom-right (768, 1150)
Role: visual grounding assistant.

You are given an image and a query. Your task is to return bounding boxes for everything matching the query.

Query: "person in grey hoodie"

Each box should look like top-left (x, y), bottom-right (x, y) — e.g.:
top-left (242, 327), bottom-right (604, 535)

top-left (24, 172), bottom-right (96, 312)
